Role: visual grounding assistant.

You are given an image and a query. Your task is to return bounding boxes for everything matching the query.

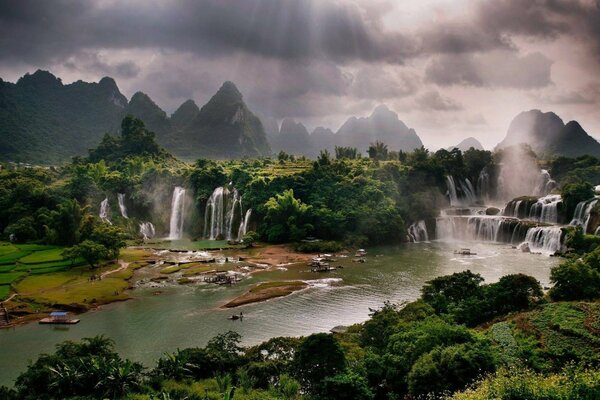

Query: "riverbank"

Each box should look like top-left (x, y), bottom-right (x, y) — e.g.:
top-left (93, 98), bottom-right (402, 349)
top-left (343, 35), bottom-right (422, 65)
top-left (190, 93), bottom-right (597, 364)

top-left (1, 243), bottom-right (318, 328)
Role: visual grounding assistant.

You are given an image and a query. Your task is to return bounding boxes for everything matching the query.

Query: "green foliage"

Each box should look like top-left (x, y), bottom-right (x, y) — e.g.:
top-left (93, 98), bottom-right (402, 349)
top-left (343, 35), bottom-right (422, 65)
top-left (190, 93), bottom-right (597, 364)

top-left (293, 240), bottom-right (343, 253)
top-left (334, 146), bottom-right (359, 160)
top-left (319, 371), bottom-right (374, 400)
top-left (550, 246), bottom-right (600, 300)
top-left (14, 335), bottom-right (144, 399)
top-left (293, 333), bottom-right (347, 393)
top-left (367, 141), bottom-right (388, 160)
top-left (407, 341), bottom-right (495, 397)
top-left (452, 367), bottom-right (600, 400)
top-left (63, 240), bottom-right (110, 268)
top-left (263, 190), bottom-right (313, 243)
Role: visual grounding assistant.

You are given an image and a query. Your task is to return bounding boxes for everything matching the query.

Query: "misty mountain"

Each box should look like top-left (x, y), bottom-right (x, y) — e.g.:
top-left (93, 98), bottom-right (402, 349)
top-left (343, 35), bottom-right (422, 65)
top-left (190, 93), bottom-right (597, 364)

top-left (0, 71), bottom-right (271, 163)
top-left (272, 118), bottom-right (315, 157)
top-left (175, 81), bottom-right (271, 159)
top-left (496, 110), bottom-right (600, 157)
top-left (448, 137), bottom-right (484, 152)
top-left (311, 127), bottom-right (336, 154)
top-left (336, 105), bottom-right (423, 152)
top-left (0, 70), bottom-right (127, 163)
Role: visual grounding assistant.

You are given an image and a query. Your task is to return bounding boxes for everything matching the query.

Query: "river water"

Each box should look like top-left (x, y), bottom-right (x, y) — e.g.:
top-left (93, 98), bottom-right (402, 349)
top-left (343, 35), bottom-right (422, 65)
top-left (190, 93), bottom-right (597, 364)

top-left (0, 241), bottom-right (559, 386)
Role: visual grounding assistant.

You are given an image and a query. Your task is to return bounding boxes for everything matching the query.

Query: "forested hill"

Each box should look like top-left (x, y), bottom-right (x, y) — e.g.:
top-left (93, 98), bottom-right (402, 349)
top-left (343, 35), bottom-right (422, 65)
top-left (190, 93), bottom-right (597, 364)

top-left (0, 71), bottom-right (271, 164)
top-left (496, 109), bottom-right (600, 157)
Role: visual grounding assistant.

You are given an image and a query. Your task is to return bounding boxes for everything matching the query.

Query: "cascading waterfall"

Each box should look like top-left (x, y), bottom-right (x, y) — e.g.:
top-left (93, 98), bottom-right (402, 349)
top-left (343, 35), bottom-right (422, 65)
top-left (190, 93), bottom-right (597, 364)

top-left (570, 197), bottom-right (599, 233)
top-left (139, 222), bottom-right (155, 240)
top-left (477, 169), bottom-right (491, 202)
top-left (529, 195), bottom-right (561, 223)
top-left (118, 193), bottom-right (128, 218)
top-left (407, 220), bottom-right (429, 242)
top-left (521, 226), bottom-right (564, 255)
top-left (204, 185), bottom-right (247, 241)
top-left (446, 176), bottom-right (477, 207)
top-left (237, 209), bottom-right (252, 240)
top-left (436, 214), bottom-right (528, 244)
top-left (534, 170), bottom-right (558, 196)
top-left (99, 197), bottom-right (111, 224)
top-left (168, 187), bottom-right (186, 240)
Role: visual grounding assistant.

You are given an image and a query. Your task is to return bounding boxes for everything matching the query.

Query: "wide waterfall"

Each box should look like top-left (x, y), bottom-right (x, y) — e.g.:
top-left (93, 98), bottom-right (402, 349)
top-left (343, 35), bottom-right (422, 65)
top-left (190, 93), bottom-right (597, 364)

top-left (204, 185), bottom-right (248, 241)
top-left (168, 187), bottom-right (186, 240)
top-left (99, 197), bottom-right (111, 224)
top-left (118, 193), bottom-right (128, 219)
top-left (237, 209), bottom-right (252, 241)
top-left (529, 195), bottom-right (562, 223)
top-left (570, 197), bottom-right (599, 233)
top-left (407, 221), bottom-right (429, 242)
top-left (534, 170), bottom-right (558, 196)
top-left (436, 213), bottom-right (529, 244)
top-left (522, 226), bottom-right (564, 255)
top-left (139, 222), bottom-right (155, 240)
top-left (446, 176), bottom-right (477, 207)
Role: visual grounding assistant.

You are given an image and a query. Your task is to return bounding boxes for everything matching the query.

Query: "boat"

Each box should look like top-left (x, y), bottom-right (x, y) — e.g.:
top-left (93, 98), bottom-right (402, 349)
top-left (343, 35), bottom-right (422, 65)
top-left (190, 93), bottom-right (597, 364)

top-left (454, 248), bottom-right (477, 255)
top-left (39, 311), bottom-right (80, 325)
top-left (355, 249), bottom-right (367, 257)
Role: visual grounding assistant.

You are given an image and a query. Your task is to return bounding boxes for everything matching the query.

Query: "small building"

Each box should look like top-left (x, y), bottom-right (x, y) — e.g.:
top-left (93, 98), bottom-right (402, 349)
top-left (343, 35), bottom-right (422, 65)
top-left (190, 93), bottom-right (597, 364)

top-left (39, 311), bottom-right (80, 325)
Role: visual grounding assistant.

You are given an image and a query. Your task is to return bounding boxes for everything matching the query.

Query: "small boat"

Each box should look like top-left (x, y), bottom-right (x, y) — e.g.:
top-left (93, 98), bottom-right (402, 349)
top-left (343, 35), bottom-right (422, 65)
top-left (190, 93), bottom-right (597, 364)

top-left (39, 311), bottom-right (80, 325)
top-left (454, 248), bottom-right (477, 256)
top-left (355, 249), bottom-right (367, 257)
top-left (228, 315), bottom-right (240, 320)
top-left (352, 258), bottom-right (366, 263)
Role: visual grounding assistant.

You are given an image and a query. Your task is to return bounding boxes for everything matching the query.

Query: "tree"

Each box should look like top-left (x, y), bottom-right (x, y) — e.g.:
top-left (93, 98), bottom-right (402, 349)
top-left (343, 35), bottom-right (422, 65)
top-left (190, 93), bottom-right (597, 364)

top-left (320, 372), bottom-right (374, 400)
top-left (4, 216), bottom-right (38, 243)
top-left (63, 240), bottom-right (110, 269)
top-left (335, 146), bottom-right (358, 160)
top-left (87, 224), bottom-right (127, 259)
top-left (263, 189), bottom-right (313, 243)
top-left (293, 333), bottom-right (347, 392)
top-left (421, 270), bottom-right (484, 315)
top-left (407, 341), bottom-right (495, 397)
top-left (367, 141), bottom-right (388, 161)
top-left (561, 182), bottom-right (594, 222)
top-left (550, 259), bottom-right (600, 300)
top-left (488, 274), bottom-right (543, 314)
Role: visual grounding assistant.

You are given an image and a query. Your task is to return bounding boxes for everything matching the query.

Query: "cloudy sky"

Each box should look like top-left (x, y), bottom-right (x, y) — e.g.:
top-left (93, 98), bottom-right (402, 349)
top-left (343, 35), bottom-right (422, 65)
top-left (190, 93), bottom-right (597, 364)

top-left (1, 0), bottom-right (599, 149)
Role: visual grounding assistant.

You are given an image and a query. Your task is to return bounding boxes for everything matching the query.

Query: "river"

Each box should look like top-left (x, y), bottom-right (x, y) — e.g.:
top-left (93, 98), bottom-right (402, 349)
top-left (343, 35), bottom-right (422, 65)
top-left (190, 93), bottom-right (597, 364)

top-left (0, 241), bottom-right (559, 386)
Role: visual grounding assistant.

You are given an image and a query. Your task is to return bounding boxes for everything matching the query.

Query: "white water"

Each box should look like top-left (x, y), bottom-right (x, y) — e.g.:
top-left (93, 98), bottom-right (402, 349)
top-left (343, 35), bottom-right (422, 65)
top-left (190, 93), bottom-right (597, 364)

top-left (436, 215), bottom-right (520, 243)
top-left (447, 176), bottom-right (477, 207)
top-left (529, 194), bottom-right (561, 224)
top-left (570, 197), bottom-right (599, 233)
top-left (522, 226), bottom-right (564, 255)
top-left (168, 187), bottom-right (186, 240)
top-left (204, 185), bottom-right (247, 241)
top-left (237, 209), bottom-right (252, 240)
top-left (99, 197), bottom-right (111, 224)
top-left (407, 220), bottom-right (429, 242)
top-left (139, 222), bottom-right (155, 240)
top-left (117, 193), bottom-right (128, 218)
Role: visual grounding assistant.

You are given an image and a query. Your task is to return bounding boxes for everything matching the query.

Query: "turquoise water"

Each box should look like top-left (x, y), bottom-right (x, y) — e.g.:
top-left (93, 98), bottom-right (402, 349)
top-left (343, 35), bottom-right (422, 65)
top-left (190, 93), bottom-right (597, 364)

top-left (0, 241), bottom-right (559, 386)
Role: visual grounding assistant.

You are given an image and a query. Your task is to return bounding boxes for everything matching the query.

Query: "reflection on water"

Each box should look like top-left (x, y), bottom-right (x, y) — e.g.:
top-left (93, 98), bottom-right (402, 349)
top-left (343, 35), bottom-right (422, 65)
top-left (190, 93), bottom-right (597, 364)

top-left (0, 241), bottom-right (559, 386)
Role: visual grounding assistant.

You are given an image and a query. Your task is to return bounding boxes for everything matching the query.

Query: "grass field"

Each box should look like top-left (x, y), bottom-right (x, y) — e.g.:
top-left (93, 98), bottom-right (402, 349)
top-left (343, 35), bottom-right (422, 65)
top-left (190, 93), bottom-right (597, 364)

top-left (0, 285), bottom-right (10, 300)
top-left (19, 248), bottom-right (64, 264)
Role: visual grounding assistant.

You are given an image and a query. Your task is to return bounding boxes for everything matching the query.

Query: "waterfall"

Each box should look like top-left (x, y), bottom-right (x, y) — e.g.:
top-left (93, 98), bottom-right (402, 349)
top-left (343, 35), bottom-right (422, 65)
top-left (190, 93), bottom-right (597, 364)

top-left (570, 197), bottom-right (599, 233)
top-left (139, 222), bottom-right (155, 240)
top-left (477, 169), bottom-right (491, 202)
top-left (99, 197), bottom-right (111, 224)
top-left (534, 169), bottom-right (557, 196)
top-left (529, 195), bottom-right (561, 223)
top-left (522, 226), bottom-right (564, 255)
top-left (168, 187), bottom-right (186, 240)
top-left (118, 193), bottom-right (128, 218)
top-left (436, 215), bottom-right (529, 244)
top-left (407, 220), bottom-right (429, 242)
top-left (204, 185), bottom-right (246, 240)
top-left (237, 209), bottom-right (252, 241)
top-left (446, 176), bottom-right (477, 207)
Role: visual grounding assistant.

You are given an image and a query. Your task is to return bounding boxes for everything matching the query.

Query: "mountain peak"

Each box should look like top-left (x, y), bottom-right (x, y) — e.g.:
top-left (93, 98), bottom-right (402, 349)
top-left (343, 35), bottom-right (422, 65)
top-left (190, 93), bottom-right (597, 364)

top-left (99, 76), bottom-right (118, 90)
top-left (497, 109), bottom-right (600, 157)
top-left (449, 137), bottom-right (484, 152)
top-left (18, 70), bottom-right (62, 87)
top-left (216, 81), bottom-right (243, 101)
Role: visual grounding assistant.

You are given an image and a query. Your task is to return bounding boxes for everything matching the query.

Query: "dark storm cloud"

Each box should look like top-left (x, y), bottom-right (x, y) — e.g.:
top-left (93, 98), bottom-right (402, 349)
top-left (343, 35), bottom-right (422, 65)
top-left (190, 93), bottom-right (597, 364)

top-left (63, 52), bottom-right (140, 79)
top-left (425, 52), bottom-right (553, 89)
top-left (0, 0), bottom-right (419, 66)
top-left (416, 90), bottom-right (462, 111)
